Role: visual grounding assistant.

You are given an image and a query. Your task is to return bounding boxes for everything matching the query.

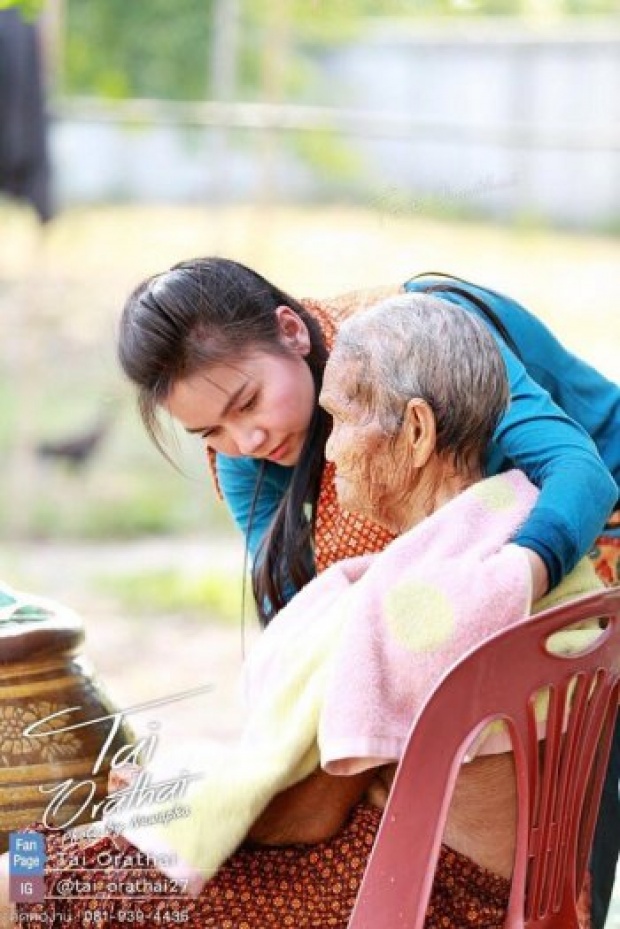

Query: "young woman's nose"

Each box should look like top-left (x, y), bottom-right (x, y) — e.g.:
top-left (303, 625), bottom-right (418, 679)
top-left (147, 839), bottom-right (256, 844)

top-left (236, 426), bottom-right (268, 457)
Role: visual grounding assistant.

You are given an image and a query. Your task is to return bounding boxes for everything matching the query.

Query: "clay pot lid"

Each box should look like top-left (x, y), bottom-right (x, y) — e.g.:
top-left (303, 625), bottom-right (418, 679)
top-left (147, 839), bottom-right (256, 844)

top-left (0, 581), bottom-right (84, 662)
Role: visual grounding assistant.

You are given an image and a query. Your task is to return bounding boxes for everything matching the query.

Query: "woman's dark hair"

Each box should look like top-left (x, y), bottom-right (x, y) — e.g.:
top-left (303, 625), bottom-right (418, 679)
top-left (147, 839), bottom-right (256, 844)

top-left (118, 257), bottom-right (330, 625)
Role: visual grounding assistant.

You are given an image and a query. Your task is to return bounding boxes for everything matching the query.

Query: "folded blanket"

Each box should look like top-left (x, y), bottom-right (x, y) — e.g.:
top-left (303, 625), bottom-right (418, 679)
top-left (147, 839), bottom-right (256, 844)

top-left (113, 471), bottom-right (601, 892)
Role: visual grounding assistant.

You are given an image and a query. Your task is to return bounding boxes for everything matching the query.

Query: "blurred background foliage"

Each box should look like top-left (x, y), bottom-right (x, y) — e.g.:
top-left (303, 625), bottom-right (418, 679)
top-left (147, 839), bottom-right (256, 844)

top-left (58, 0), bottom-right (620, 101)
top-left (65, 0), bottom-right (212, 100)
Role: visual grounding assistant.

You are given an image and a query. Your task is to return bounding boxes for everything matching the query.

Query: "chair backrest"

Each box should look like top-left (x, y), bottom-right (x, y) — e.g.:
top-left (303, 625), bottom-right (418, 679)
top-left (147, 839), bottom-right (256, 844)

top-left (347, 587), bottom-right (620, 929)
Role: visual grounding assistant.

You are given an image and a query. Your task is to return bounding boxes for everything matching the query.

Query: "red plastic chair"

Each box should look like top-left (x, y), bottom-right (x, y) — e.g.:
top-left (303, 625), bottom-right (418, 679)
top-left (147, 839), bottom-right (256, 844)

top-left (347, 587), bottom-right (620, 929)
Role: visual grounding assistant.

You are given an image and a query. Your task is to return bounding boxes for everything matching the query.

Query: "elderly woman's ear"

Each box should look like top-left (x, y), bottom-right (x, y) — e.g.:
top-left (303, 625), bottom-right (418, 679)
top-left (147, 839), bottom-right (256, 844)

top-left (403, 398), bottom-right (436, 469)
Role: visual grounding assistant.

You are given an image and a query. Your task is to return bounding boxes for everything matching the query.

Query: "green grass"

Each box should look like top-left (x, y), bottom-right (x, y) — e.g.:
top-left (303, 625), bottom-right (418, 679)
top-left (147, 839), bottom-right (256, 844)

top-left (94, 566), bottom-right (254, 624)
top-left (0, 359), bottom-right (234, 540)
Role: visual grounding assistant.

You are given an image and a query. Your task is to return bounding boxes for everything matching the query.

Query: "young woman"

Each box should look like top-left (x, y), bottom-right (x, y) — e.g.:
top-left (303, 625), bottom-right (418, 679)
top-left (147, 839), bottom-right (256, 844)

top-left (117, 257), bottom-right (619, 927)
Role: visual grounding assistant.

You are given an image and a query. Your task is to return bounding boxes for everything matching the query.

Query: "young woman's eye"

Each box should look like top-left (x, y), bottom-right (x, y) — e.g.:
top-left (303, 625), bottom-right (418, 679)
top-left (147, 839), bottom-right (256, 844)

top-left (201, 427), bottom-right (219, 441)
top-left (239, 394), bottom-right (257, 413)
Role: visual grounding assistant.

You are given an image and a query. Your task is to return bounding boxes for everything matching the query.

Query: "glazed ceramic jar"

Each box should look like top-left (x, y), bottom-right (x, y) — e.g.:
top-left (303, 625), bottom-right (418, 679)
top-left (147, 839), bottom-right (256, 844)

top-left (0, 582), bottom-right (132, 851)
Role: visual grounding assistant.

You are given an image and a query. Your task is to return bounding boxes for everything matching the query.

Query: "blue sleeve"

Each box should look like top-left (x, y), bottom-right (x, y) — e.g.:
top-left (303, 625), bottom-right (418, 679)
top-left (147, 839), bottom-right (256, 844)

top-left (488, 341), bottom-right (617, 587)
top-left (215, 454), bottom-right (288, 561)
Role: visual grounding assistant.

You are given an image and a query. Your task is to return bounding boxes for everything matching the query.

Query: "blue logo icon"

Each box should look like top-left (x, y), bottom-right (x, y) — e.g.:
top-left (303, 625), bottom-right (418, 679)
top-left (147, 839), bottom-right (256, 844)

top-left (9, 832), bottom-right (46, 876)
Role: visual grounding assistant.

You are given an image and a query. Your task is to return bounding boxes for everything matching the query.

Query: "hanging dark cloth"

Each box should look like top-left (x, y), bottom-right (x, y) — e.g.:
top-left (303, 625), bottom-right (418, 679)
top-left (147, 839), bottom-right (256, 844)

top-left (0, 8), bottom-right (52, 222)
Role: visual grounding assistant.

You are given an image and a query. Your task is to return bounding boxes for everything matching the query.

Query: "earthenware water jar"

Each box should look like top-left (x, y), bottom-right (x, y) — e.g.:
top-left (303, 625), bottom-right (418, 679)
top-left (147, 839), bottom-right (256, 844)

top-left (0, 582), bottom-right (133, 851)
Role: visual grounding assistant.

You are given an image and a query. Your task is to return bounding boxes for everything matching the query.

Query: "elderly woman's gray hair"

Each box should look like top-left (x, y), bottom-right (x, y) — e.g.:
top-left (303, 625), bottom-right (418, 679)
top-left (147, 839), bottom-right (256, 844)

top-left (332, 293), bottom-right (509, 470)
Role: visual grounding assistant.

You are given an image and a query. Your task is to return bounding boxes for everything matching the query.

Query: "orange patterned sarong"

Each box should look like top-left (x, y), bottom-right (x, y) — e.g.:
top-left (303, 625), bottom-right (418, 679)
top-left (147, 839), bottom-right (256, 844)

top-left (17, 805), bottom-right (511, 929)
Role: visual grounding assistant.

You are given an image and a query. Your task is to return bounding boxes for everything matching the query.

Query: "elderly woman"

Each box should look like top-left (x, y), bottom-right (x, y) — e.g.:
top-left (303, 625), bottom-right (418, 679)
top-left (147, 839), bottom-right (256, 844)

top-left (1, 295), bottom-right (598, 929)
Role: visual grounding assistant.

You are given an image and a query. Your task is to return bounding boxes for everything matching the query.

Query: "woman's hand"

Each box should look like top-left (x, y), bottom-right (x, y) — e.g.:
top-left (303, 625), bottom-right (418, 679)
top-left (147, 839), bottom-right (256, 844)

top-left (247, 767), bottom-right (375, 847)
top-left (108, 763), bottom-right (142, 795)
top-left (364, 765), bottom-right (396, 810)
top-left (106, 764), bottom-right (142, 853)
top-left (523, 549), bottom-right (550, 602)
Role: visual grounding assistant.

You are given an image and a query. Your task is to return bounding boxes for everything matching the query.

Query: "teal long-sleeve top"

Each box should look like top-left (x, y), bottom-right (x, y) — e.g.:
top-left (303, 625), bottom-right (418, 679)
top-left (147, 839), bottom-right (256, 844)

top-left (215, 276), bottom-right (619, 594)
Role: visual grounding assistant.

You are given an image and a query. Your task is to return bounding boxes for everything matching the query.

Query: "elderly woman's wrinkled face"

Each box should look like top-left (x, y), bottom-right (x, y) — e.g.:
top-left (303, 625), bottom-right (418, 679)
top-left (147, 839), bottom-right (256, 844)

top-left (320, 354), bottom-right (414, 532)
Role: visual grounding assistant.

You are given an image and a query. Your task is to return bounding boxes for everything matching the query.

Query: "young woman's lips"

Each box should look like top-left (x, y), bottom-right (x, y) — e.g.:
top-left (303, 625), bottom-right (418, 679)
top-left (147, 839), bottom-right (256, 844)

top-left (267, 439), bottom-right (290, 462)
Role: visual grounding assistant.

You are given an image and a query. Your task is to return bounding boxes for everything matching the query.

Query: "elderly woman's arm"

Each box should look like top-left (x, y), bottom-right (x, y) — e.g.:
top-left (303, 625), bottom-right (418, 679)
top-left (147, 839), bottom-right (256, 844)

top-left (247, 767), bottom-right (376, 846)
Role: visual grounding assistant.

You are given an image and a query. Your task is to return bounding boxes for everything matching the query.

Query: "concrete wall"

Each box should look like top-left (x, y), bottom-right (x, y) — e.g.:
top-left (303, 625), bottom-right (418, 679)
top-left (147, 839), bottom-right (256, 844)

top-left (50, 18), bottom-right (620, 230)
top-left (319, 19), bottom-right (619, 228)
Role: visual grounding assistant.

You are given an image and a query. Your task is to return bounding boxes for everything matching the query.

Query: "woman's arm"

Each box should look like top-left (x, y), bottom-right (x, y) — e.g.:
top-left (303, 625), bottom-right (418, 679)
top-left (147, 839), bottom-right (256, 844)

top-left (491, 346), bottom-right (616, 589)
top-left (403, 278), bottom-right (617, 591)
top-left (247, 767), bottom-right (375, 846)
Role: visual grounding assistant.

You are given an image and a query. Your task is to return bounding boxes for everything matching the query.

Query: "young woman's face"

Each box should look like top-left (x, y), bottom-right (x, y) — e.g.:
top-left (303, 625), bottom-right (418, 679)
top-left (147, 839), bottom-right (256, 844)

top-left (164, 309), bottom-right (316, 466)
